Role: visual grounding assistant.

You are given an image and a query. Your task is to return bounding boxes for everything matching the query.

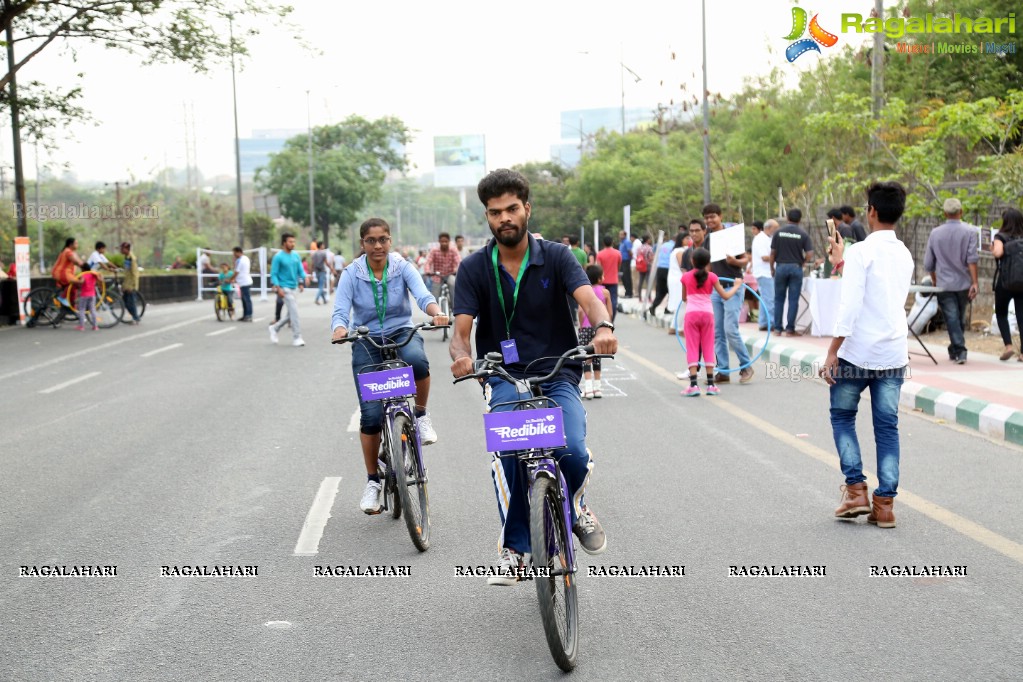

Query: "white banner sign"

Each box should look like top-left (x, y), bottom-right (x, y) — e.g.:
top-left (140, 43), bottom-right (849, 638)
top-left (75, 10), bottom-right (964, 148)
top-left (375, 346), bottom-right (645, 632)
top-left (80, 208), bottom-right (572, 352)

top-left (710, 223), bottom-right (746, 263)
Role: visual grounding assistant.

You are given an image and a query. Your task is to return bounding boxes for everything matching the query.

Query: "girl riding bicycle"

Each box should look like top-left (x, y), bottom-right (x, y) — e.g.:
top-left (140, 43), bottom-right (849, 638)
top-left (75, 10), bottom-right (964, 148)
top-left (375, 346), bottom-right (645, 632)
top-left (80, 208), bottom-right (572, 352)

top-left (331, 217), bottom-right (448, 514)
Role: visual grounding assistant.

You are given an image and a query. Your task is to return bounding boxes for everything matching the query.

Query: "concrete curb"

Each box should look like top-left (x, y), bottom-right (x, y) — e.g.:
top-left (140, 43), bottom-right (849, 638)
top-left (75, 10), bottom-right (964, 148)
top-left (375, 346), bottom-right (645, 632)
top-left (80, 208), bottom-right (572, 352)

top-left (738, 335), bottom-right (1023, 446)
top-left (620, 299), bottom-right (1023, 445)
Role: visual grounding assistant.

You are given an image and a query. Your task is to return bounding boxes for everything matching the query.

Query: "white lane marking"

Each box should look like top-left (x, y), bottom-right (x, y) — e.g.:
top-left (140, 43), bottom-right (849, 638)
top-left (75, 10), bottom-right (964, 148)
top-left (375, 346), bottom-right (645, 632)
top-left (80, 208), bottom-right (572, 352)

top-left (346, 407), bottom-right (360, 432)
top-left (1, 315), bottom-right (207, 382)
top-left (141, 343), bottom-right (184, 358)
top-left (206, 327), bottom-right (236, 337)
top-left (252, 317), bottom-right (267, 323)
top-left (293, 477), bottom-right (342, 555)
top-left (39, 371), bottom-right (102, 394)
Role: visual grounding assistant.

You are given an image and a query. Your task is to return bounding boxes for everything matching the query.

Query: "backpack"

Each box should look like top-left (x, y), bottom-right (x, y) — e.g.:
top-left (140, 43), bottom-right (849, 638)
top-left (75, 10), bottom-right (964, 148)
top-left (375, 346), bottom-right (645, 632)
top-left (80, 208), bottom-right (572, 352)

top-left (635, 247), bottom-right (649, 273)
top-left (999, 238), bottom-right (1023, 292)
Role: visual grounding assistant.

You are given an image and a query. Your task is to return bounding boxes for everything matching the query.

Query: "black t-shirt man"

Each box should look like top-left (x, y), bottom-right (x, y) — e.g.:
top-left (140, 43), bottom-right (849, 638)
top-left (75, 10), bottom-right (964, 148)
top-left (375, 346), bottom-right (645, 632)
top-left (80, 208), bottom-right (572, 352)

top-left (453, 233), bottom-right (590, 383)
top-left (771, 224), bottom-right (813, 264)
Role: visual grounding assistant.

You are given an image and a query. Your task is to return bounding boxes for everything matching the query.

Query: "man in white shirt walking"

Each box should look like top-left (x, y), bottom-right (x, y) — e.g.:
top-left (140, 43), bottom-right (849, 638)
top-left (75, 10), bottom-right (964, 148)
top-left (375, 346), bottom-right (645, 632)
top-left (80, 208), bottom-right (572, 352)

top-left (232, 246), bottom-right (254, 322)
top-left (820, 181), bottom-right (914, 529)
top-left (751, 219), bottom-right (778, 331)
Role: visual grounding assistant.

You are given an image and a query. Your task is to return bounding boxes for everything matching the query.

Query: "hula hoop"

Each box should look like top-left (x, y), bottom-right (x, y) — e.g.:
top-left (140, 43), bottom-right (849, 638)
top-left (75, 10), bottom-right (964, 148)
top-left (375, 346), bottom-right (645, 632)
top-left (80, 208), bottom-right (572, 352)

top-left (673, 276), bottom-right (771, 374)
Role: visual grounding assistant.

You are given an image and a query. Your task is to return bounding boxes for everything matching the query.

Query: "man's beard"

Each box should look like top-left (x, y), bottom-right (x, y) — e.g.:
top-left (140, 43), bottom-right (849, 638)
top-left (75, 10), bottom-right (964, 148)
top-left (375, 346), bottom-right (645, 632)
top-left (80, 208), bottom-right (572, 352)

top-left (492, 222), bottom-right (528, 247)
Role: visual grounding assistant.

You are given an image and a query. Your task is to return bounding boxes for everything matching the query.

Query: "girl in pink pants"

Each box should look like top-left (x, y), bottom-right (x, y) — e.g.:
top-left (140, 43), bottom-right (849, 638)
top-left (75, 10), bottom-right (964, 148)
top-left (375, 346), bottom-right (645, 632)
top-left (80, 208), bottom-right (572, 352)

top-left (680, 248), bottom-right (742, 396)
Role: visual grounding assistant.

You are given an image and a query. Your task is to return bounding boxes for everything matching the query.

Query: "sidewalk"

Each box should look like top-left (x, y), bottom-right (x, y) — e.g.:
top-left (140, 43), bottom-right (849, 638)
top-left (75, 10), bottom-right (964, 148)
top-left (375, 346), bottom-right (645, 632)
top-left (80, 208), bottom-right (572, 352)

top-left (619, 297), bottom-right (1023, 445)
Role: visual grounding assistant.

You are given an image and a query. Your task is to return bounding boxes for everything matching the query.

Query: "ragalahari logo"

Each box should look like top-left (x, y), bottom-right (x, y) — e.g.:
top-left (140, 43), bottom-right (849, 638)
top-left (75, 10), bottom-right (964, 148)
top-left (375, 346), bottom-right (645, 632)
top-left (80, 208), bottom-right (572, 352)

top-left (784, 7), bottom-right (839, 62)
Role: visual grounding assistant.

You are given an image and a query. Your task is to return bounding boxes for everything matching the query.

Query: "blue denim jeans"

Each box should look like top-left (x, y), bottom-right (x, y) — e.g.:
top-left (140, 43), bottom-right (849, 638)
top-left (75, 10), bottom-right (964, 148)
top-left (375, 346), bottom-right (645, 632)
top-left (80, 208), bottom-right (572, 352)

top-left (829, 359), bottom-right (906, 497)
top-left (487, 379), bottom-right (592, 554)
top-left (123, 290), bottom-right (140, 322)
top-left (315, 271), bottom-right (328, 304)
top-left (712, 289), bottom-right (751, 372)
top-left (350, 328), bottom-right (429, 433)
top-left (773, 263), bottom-right (804, 332)
top-left (937, 290), bottom-right (969, 359)
top-left (755, 276), bottom-right (774, 330)
top-left (239, 285), bottom-right (252, 319)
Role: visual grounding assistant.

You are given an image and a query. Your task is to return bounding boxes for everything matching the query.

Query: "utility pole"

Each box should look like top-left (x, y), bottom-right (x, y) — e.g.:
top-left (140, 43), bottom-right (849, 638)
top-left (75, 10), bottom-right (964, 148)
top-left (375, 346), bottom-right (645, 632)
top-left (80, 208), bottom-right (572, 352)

top-left (105, 181), bottom-right (129, 245)
top-left (35, 142), bottom-right (42, 269)
top-left (229, 15), bottom-right (244, 248)
top-left (5, 0), bottom-right (27, 238)
top-left (306, 89), bottom-right (317, 247)
top-left (701, 0), bottom-right (712, 205)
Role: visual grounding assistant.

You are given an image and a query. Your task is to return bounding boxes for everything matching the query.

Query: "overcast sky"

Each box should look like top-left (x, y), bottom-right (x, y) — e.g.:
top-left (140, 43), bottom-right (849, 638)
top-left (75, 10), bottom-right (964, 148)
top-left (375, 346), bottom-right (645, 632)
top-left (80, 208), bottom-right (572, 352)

top-left (5, 0), bottom-right (882, 185)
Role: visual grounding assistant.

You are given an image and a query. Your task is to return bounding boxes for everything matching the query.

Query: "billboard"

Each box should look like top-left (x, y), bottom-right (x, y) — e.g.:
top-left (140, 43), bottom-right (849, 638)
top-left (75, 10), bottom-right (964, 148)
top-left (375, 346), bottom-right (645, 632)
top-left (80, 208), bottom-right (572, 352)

top-left (433, 134), bottom-right (486, 188)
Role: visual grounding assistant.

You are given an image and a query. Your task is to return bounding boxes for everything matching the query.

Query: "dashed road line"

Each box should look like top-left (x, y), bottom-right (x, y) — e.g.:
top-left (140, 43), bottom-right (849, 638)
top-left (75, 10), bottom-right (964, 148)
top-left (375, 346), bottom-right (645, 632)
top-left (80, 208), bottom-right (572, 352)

top-left (206, 327), bottom-right (236, 337)
top-left (39, 371), bottom-right (102, 394)
top-left (294, 477), bottom-right (342, 555)
top-left (141, 343), bottom-right (184, 358)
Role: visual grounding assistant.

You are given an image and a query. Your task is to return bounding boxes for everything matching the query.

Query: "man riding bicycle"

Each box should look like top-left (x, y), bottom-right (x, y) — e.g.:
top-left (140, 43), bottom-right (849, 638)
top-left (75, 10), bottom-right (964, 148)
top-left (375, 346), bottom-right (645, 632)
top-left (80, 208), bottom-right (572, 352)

top-left (423, 231), bottom-right (460, 301)
top-left (450, 169), bottom-right (618, 585)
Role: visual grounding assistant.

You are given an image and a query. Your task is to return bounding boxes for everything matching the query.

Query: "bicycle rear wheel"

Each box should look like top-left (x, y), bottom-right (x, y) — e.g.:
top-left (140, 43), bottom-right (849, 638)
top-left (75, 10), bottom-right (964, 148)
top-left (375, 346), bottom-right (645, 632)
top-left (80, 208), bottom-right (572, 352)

top-left (390, 412), bottom-right (430, 551)
top-left (24, 288), bottom-right (59, 327)
top-left (93, 292), bottom-right (125, 328)
top-left (214, 295), bottom-right (226, 321)
top-left (377, 453), bottom-right (401, 520)
top-left (529, 475), bottom-right (579, 672)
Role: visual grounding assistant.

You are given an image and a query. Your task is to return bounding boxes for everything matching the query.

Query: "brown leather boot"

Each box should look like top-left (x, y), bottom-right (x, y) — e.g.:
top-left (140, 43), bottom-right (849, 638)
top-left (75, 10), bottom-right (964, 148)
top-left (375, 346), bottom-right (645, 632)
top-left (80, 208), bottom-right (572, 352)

top-left (867, 495), bottom-right (896, 528)
top-left (834, 482), bottom-right (870, 518)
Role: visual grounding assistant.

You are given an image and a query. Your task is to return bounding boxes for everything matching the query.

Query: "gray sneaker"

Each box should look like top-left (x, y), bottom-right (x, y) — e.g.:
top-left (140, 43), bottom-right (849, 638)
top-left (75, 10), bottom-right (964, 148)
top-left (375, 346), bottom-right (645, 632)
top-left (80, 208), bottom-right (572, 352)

top-left (487, 547), bottom-right (528, 586)
top-left (573, 506), bottom-right (607, 555)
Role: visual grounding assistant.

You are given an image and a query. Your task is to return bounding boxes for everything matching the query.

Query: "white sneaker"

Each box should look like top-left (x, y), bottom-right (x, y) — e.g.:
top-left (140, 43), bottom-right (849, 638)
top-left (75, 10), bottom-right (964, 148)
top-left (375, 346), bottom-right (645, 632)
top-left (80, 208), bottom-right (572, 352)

top-left (581, 379), bottom-right (593, 400)
top-left (359, 480), bottom-right (383, 514)
top-left (292, 337), bottom-right (306, 347)
top-left (487, 547), bottom-right (528, 586)
top-left (418, 413), bottom-right (438, 445)
top-left (268, 325), bottom-right (279, 344)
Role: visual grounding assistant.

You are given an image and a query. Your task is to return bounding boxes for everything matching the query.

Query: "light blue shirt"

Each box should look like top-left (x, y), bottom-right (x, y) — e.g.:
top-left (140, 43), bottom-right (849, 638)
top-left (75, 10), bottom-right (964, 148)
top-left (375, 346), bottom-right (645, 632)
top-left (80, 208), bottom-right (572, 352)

top-left (271, 250), bottom-right (305, 289)
top-left (656, 241), bottom-right (674, 268)
top-left (331, 252), bottom-right (436, 335)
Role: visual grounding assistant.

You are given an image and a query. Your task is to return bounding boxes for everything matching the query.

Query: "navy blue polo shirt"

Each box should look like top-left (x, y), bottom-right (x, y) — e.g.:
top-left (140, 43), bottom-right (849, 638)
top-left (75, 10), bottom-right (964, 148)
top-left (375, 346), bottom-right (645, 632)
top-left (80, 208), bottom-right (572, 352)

top-left (454, 234), bottom-right (590, 383)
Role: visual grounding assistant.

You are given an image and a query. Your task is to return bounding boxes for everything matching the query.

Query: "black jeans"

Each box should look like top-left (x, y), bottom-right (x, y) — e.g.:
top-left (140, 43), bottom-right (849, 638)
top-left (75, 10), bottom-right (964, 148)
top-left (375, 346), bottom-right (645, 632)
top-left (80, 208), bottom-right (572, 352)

top-left (649, 267), bottom-right (670, 312)
top-left (123, 290), bottom-right (140, 322)
top-left (937, 290), bottom-right (969, 359)
top-left (620, 262), bottom-right (633, 298)
top-left (994, 284), bottom-right (1023, 347)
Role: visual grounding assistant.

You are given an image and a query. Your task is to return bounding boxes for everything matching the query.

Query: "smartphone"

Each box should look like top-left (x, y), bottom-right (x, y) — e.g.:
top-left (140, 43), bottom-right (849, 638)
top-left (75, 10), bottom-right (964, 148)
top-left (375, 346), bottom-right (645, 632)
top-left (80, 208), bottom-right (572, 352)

top-left (826, 218), bottom-right (836, 239)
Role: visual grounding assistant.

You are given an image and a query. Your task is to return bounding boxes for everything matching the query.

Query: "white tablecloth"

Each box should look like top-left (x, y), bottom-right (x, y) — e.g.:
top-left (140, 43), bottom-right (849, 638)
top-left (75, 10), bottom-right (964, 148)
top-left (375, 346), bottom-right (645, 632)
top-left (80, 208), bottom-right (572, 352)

top-left (807, 277), bottom-right (842, 337)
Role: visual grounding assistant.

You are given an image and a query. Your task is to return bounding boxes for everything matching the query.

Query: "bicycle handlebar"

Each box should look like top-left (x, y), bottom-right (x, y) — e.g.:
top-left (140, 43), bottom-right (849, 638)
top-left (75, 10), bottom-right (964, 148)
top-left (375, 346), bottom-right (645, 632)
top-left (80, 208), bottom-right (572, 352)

top-left (452, 345), bottom-right (615, 387)
top-left (331, 321), bottom-right (451, 348)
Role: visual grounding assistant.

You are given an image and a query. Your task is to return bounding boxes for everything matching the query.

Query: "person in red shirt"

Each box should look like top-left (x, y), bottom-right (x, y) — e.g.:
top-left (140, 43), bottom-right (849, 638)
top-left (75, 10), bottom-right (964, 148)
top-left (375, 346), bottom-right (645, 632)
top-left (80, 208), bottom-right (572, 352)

top-left (594, 235), bottom-right (622, 321)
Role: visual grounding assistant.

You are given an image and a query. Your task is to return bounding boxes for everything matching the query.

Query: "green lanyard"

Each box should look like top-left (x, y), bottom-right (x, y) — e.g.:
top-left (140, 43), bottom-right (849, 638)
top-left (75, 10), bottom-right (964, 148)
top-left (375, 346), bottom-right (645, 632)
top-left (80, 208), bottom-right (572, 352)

top-left (368, 260), bottom-right (389, 328)
top-left (491, 244), bottom-right (529, 339)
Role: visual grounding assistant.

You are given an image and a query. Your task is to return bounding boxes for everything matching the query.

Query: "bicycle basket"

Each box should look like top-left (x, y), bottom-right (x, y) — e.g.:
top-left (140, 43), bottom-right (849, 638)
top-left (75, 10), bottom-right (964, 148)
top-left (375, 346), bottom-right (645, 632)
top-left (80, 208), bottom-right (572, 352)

top-left (483, 402), bottom-right (566, 453)
top-left (357, 364), bottom-right (415, 401)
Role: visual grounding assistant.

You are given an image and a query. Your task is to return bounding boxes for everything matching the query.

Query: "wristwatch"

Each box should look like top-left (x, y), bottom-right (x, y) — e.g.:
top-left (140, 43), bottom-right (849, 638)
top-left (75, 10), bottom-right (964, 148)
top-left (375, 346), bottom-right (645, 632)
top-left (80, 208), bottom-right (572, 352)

top-left (595, 320), bottom-right (615, 333)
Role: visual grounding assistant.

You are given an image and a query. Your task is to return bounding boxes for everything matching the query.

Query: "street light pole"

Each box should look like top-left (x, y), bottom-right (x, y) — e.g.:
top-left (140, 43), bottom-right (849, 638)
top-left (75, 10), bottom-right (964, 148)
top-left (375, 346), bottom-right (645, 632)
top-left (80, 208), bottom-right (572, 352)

top-left (5, 0), bottom-right (27, 239)
top-left (701, 0), bottom-right (711, 205)
top-left (306, 89), bottom-right (317, 247)
top-left (229, 15), bottom-right (244, 248)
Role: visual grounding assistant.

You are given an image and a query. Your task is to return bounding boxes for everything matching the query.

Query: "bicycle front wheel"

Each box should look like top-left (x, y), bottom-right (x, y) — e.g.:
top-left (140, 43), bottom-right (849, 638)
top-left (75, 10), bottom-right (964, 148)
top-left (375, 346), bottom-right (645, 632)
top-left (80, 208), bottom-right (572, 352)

top-left (214, 295), bottom-right (225, 321)
top-left (439, 291), bottom-right (450, 342)
top-left (390, 412), bottom-right (430, 551)
top-left (93, 292), bottom-right (125, 328)
top-left (529, 475), bottom-right (579, 672)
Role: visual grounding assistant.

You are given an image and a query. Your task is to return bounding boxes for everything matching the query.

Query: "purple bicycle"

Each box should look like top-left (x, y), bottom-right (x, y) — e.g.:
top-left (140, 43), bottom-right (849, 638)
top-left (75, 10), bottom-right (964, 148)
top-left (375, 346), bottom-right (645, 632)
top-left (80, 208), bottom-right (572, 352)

top-left (454, 344), bottom-right (613, 671)
top-left (334, 322), bottom-right (447, 552)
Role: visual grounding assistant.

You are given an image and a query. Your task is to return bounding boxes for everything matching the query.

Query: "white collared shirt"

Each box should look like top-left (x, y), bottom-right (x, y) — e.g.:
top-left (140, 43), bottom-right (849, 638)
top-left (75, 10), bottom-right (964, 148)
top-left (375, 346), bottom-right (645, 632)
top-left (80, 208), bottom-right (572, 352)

top-left (751, 232), bottom-right (772, 278)
top-left (835, 230), bottom-right (914, 369)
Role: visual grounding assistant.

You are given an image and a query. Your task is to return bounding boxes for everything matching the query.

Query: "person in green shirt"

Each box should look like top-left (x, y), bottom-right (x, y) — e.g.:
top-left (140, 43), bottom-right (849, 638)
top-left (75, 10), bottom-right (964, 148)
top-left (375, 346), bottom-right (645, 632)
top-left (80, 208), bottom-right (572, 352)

top-left (569, 234), bottom-right (587, 268)
top-left (119, 241), bottom-right (142, 324)
top-left (217, 262), bottom-right (235, 312)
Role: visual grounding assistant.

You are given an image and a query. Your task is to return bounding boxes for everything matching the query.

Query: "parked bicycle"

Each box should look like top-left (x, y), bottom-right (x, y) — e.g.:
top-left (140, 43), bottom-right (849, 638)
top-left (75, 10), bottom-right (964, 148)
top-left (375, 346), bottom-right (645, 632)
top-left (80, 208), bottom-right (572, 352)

top-left (333, 321), bottom-right (449, 552)
top-left (454, 343), bottom-right (613, 671)
top-left (424, 272), bottom-right (452, 342)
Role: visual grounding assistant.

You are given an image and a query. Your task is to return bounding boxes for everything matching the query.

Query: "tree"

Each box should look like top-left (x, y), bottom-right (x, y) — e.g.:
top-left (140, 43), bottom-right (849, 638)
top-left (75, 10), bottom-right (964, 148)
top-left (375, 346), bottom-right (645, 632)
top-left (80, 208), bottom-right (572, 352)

top-left (242, 211), bottom-right (274, 248)
top-left (255, 115), bottom-right (412, 248)
top-left (0, 1), bottom-right (293, 93)
top-left (511, 161), bottom-right (585, 241)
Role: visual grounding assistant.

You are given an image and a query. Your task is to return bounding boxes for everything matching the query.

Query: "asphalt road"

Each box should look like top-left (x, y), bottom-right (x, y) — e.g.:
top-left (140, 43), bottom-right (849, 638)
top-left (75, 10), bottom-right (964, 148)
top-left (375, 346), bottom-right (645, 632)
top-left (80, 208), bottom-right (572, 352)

top-left (2, 292), bottom-right (1021, 680)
